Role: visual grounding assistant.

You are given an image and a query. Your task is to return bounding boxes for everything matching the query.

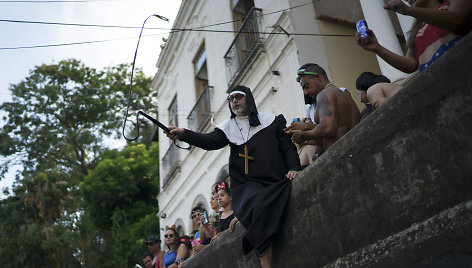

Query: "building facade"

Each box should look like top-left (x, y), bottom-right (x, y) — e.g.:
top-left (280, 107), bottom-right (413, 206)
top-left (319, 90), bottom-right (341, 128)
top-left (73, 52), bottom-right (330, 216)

top-left (151, 0), bottom-right (412, 237)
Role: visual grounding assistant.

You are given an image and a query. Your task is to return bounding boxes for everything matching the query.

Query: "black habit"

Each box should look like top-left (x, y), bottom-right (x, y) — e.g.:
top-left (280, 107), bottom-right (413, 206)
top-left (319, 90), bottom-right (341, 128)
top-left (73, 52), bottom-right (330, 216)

top-left (181, 114), bottom-right (301, 255)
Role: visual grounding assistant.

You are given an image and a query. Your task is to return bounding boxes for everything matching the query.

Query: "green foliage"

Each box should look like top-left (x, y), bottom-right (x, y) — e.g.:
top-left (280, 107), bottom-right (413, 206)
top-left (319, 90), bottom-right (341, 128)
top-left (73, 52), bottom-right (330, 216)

top-left (0, 171), bottom-right (81, 267)
top-left (0, 59), bottom-right (160, 267)
top-left (80, 143), bottom-right (160, 267)
top-left (0, 59), bottom-right (155, 178)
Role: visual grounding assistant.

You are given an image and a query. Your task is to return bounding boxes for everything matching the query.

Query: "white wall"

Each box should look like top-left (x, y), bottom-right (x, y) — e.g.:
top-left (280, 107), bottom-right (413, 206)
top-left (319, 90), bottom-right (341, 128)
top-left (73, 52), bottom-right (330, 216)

top-left (153, 0), bottom-right (365, 240)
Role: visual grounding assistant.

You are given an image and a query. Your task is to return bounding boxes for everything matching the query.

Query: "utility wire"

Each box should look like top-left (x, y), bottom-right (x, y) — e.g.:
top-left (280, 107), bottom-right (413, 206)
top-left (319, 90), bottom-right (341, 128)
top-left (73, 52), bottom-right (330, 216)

top-left (0, 19), bottom-right (353, 37)
top-left (0, 0), bottom-right (122, 2)
top-left (0, 19), bottom-right (166, 29)
top-left (0, 35), bottom-right (143, 50)
top-left (0, 30), bottom-right (353, 50)
top-left (0, 0), bottom-right (355, 51)
top-left (0, 1), bottom-right (316, 30)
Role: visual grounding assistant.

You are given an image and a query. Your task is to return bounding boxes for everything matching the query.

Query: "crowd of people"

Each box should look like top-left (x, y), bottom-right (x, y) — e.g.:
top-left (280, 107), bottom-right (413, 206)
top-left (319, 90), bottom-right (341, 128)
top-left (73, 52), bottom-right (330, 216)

top-left (135, 1), bottom-right (472, 267)
top-left (135, 182), bottom-right (237, 268)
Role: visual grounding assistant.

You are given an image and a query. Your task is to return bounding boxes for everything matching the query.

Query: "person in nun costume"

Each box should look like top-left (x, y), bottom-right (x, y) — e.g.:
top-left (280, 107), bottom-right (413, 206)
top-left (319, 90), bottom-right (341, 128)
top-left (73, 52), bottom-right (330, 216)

top-left (166, 85), bottom-right (300, 268)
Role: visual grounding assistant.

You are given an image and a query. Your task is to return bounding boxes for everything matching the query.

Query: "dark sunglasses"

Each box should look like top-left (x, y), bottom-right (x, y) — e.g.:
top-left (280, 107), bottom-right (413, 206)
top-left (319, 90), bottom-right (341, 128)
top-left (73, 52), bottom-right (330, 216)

top-left (227, 93), bottom-right (245, 102)
top-left (164, 234), bottom-right (175, 238)
top-left (191, 213), bottom-right (202, 219)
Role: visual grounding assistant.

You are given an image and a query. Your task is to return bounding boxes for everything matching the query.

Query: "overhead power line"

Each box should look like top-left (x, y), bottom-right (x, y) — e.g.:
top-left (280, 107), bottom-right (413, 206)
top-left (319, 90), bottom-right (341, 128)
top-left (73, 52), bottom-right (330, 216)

top-left (0, 19), bottom-right (165, 29)
top-left (0, 1), bottom-right (316, 30)
top-left (0, 0), bottom-right (122, 3)
top-left (0, 29), bottom-right (353, 51)
top-left (0, 0), bottom-right (355, 51)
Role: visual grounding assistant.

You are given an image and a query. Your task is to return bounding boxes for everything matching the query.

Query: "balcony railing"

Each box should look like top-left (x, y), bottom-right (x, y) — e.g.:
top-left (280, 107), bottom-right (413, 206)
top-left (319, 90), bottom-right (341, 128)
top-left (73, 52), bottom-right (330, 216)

top-left (224, 8), bottom-right (263, 86)
top-left (187, 86), bottom-right (212, 132)
top-left (161, 143), bottom-right (181, 187)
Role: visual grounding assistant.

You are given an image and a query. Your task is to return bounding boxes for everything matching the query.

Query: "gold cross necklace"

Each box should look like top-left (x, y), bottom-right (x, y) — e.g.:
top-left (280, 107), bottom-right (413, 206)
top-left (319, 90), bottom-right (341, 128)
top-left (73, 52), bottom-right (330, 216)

top-left (235, 119), bottom-right (254, 175)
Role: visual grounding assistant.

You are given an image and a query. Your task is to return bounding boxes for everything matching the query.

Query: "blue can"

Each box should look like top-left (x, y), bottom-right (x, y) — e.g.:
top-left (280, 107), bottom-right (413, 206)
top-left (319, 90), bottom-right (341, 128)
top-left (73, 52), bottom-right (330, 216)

top-left (356, 20), bottom-right (368, 38)
top-left (292, 118), bottom-right (301, 122)
top-left (202, 211), bottom-right (209, 224)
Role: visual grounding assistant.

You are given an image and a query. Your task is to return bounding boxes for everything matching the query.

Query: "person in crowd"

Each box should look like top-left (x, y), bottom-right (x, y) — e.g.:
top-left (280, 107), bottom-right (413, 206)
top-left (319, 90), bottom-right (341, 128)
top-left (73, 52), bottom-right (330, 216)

top-left (216, 181), bottom-right (236, 234)
top-left (287, 64), bottom-right (360, 153)
top-left (179, 235), bottom-right (192, 252)
top-left (356, 72), bottom-right (403, 111)
top-left (141, 253), bottom-right (154, 268)
top-left (187, 230), bottom-right (198, 257)
top-left (199, 183), bottom-right (222, 243)
top-left (292, 117), bottom-right (317, 169)
top-left (189, 229), bottom-right (198, 242)
top-left (166, 85), bottom-right (301, 268)
top-left (190, 206), bottom-right (211, 255)
top-left (357, 0), bottom-right (472, 73)
top-left (163, 225), bottom-right (189, 268)
top-left (210, 182), bottom-right (221, 213)
top-left (176, 235), bottom-right (192, 267)
top-left (146, 235), bottom-right (164, 268)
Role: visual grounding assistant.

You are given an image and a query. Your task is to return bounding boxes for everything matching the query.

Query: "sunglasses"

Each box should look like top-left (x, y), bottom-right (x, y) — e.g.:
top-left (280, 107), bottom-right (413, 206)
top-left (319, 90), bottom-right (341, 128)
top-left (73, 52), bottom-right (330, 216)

top-left (227, 93), bottom-right (245, 102)
top-left (164, 234), bottom-right (175, 238)
top-left (296, 69), bottom-right (318, 82)
top-left (191, 213), bottom-right (202, 219)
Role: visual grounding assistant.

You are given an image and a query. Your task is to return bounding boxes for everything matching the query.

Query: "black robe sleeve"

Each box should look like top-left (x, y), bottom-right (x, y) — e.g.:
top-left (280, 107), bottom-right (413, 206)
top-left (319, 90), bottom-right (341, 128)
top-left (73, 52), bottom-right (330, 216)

top-left (180, 128), bottom-right (229, 150)
top-left (276, 114), bottom-right (302, 171)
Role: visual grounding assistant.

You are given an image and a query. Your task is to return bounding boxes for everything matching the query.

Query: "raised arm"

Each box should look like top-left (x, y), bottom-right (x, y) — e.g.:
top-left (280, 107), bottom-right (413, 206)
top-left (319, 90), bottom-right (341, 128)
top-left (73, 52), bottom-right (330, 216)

top-left (384, 0), bottom-right (472, 32)
top-left (166, 126), bottom-right (229, 150)
top-left (357, 29), bottom-right (419, 73)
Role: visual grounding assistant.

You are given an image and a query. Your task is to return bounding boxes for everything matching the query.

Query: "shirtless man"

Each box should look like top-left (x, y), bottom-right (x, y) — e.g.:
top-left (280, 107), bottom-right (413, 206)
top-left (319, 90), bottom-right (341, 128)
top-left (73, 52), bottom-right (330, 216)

top-left (356, 72), bottom-right (402, 109)
top-left (287, 63), bottom-right (360, 151)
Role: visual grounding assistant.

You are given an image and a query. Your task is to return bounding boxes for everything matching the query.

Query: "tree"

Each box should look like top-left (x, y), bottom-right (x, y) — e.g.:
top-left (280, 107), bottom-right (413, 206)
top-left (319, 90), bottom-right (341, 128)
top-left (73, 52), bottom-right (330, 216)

top-left (0, 58), bottom-right (155, 179)
top-left (0, 170), bottom-right (81, 267)
top-left (0, 59), bottom-right (158, 266)
top-left (80, 143), bottom-right (160, 267)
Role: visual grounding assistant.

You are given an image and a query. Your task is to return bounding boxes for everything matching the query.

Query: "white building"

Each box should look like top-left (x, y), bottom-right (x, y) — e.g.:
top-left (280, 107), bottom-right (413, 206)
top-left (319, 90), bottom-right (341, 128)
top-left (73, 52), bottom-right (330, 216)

top-left (151, 0), bottom-right (413, 236)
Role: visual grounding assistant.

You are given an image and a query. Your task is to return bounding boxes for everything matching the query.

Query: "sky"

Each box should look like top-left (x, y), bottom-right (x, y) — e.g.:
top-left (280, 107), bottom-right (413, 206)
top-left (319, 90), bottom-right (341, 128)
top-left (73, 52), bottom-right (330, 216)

top-left (0, 0), bottom-right (182, 198)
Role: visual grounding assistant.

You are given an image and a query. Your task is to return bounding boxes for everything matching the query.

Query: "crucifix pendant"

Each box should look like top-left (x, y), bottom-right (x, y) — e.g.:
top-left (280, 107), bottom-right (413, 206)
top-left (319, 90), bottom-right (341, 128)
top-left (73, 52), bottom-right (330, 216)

top-left (238, 144), bottom-right (254, 175)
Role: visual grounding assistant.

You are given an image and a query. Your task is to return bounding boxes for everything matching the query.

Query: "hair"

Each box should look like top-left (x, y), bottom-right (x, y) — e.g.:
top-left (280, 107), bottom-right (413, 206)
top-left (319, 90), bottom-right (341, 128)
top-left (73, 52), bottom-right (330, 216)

top-left (217, 181), bottom-right (231, 196)
top-left (356, 72), bottom-right (391, 91)
top-left (211, 183), bottom-right (219, 194)
top-left (298, 63), bottom-right (329, 80)
top-left (165, 227), bottom-right (181, 251)
top-left (190, 206), bottom-right (206, 218)
top-left (140, 253), bottom-right (153, 267)
top-left (141, 253), bottom-right (153, 260)
top-left (179, 235), bottom-right (192, 251)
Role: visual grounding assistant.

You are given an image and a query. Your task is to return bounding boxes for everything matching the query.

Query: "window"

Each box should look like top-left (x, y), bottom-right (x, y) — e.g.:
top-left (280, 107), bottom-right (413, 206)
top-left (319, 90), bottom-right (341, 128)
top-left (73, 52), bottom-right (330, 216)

top-left (194, 44), bottom-right (208, 98)
top-left (168, 96), bottom-right (178, 127)
top-left (231, 0), bottom-right (254, 31)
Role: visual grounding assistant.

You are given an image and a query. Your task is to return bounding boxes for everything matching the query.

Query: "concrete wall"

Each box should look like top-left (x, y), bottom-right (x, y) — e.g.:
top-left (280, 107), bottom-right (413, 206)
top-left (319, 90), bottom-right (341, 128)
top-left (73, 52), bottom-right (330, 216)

top-left (182, 33), bottom-right (472, 267)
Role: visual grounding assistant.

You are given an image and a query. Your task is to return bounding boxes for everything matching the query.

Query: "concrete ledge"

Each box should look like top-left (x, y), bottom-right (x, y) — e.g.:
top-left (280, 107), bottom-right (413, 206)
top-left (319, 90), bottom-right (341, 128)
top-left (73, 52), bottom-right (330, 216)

top-left (183, 224), bottom-right (259, 267)
top-left (324, 200), bottom-right (472, 267)
top-left (184, 33), bottom-right (472, 267)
